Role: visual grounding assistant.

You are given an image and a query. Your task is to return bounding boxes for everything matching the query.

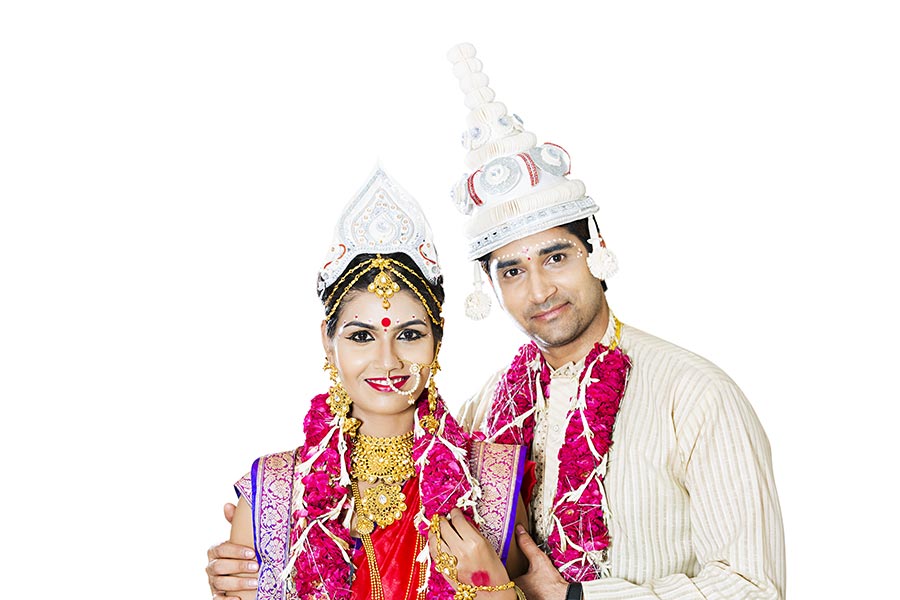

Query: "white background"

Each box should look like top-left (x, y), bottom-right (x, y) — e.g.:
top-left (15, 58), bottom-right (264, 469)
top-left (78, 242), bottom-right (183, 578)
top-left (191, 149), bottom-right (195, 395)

top-left (2, 1), bottom-right (898, 598)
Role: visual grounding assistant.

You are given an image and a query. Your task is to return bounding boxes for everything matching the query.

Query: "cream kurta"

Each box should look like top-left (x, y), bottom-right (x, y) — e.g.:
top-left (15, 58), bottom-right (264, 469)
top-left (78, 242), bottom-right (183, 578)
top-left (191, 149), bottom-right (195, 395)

top-left (459, 322), bottom-right (785, 600)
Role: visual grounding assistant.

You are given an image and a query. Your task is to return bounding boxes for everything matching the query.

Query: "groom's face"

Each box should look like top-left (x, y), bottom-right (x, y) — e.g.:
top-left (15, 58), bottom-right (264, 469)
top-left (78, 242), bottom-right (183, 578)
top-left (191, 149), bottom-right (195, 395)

top-left (486, 227), bottom-right (606, 349)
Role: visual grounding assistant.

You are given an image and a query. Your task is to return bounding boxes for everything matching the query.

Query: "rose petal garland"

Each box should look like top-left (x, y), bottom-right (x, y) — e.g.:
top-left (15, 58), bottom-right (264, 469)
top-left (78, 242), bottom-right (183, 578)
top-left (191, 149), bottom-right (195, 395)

top-left (485, 340), bottom-right (631, 580)
top-left (285, 392), bottom-right (475, 599)
top-left (485, 343), bottom-right (549, 445)
top-left (413, 395), bottom-right (479, 597)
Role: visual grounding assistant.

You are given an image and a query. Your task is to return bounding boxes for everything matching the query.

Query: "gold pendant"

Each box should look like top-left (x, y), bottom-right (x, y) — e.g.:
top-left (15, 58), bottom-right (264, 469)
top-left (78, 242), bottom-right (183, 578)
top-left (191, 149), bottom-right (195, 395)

top-left (360, 481), bottom-right (407, 529)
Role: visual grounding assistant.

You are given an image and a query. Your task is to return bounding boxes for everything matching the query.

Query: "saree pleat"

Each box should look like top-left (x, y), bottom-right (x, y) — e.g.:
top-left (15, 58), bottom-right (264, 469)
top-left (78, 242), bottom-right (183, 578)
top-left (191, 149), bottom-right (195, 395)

top-left (351, 477), bottom-right (423, 599)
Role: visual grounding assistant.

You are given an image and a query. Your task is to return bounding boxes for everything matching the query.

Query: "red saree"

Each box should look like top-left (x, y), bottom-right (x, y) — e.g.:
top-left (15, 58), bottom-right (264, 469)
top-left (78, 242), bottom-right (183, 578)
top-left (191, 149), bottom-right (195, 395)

top-left (350, 476), bottom-right (424, 600)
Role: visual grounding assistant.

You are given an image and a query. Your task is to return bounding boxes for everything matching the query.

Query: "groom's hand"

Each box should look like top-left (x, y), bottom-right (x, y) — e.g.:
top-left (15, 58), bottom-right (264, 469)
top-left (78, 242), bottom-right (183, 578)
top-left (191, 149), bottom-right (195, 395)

top-left (207, 503), bottom-right (259, 600)
top-left (514, 525), bottom-right (569, 600)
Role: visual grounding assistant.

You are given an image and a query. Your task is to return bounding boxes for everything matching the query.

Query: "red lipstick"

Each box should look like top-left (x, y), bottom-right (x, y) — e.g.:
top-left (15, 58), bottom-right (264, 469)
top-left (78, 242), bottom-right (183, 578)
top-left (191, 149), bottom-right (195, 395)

top-left (365, 376), bottom-right (410, 393)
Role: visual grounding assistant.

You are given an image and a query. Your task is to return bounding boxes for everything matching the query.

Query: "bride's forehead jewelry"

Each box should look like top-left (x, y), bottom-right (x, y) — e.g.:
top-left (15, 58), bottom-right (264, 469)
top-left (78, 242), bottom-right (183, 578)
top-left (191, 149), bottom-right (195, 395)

top-left (318, 168), bottom-right (443, 326)
top-left (323, 254), bottom-right (443, 326)
top-left (367, 257), bottom-right (401, 309)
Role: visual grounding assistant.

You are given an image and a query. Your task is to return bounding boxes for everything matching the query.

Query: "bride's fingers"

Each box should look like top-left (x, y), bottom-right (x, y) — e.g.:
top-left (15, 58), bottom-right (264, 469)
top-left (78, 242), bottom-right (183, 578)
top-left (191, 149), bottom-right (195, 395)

top-left (448, 508), bottom-right (477, 539)
top-left (427, 527), bottom-right (440, 557)
top-left (440, 514), bottom-right (464, 546)
top-left (428, 517), bottom-right (459, 556)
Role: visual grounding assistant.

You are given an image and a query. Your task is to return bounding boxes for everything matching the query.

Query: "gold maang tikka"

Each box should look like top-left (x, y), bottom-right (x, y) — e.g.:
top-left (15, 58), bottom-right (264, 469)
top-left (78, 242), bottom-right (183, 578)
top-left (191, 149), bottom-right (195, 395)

top-left (323, 359), bottom-right (361, 436)
top-left (367, 256), bottom-right (401, 309)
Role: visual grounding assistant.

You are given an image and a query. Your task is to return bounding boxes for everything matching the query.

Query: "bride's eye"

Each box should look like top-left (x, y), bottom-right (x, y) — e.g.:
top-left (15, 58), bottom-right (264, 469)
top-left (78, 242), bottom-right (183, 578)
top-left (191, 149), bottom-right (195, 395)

top-left (398, 329), bottom-right (426, 342)
top-left (347, 330), bottom-right (375, 343)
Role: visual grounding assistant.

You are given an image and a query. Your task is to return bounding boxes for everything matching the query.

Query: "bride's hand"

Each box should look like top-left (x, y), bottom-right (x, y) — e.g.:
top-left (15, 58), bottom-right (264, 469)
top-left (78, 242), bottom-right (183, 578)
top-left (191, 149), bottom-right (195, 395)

top-left (427, 508), bottom-right (516, 599)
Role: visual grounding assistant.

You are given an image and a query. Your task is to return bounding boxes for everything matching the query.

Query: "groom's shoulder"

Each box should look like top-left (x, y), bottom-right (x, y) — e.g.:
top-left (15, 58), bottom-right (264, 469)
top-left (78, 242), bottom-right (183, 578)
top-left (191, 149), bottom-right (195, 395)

top-left (621, 323), bottom-right (733, 384)
top-left (456, 364), bottom-right (507, 434)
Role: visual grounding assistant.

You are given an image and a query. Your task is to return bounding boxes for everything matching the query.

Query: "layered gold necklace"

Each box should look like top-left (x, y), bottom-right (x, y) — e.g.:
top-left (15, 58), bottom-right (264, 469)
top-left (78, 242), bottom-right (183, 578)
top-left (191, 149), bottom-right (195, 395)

top-left (351, 480), bottom-right (425, 600)
top-left (350, 431), bottom-right (415, 534)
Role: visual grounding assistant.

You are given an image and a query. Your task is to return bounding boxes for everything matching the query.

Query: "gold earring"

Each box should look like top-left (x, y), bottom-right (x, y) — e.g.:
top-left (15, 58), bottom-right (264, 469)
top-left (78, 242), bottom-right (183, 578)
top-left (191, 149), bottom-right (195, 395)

top-left (420, 346), bottom-right (441, 434)
top-left (323, 358), bottom-right (360, 436)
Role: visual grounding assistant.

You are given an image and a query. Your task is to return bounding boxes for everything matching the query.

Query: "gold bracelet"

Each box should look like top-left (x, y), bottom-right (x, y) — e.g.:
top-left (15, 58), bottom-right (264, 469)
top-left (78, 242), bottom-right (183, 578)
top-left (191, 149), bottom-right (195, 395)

top-left (513, 585), bottom-right (527, 600)
top-left (453, 580), bottom-right (515, 600)
top-left (430, 515), bottom-right (517, 600)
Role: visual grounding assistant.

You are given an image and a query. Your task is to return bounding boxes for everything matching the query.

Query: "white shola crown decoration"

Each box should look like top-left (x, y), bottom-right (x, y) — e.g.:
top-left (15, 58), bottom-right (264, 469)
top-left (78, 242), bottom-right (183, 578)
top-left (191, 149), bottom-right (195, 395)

top-left (447, 43), bottom-right (618, 318)
top-left (318, 167), bottom-right (441, 293)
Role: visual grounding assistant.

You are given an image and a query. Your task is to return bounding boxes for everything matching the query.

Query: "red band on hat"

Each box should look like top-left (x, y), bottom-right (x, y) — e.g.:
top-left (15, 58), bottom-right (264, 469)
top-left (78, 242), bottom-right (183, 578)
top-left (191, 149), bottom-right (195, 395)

top-left (518, 153), bottom-right (540, 186)
top-left (467, 171), bottom-right (484, 206)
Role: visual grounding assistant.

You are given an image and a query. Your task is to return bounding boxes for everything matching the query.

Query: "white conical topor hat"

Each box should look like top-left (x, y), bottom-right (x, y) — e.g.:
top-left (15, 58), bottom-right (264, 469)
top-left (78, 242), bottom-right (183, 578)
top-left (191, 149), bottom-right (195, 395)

top-left (447, 43), bottom-right (604, 262)
top-left (317, 167), bottom-right (441, 293)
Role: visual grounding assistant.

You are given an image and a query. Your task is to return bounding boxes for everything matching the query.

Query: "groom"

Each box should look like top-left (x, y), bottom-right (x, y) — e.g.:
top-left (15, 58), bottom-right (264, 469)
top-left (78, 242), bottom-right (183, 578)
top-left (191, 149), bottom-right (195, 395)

top-left (207, 44), bottom-right (785, 600)
top-left (443, 43), bottom-right (784, 599)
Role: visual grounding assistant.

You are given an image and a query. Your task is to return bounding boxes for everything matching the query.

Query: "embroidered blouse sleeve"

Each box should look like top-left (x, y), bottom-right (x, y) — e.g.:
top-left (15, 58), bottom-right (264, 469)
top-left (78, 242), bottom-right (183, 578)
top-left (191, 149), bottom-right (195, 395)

top-left (234, 471), bottom-right (252, 502)
top-left (581, 377), bottom-right (785, 600)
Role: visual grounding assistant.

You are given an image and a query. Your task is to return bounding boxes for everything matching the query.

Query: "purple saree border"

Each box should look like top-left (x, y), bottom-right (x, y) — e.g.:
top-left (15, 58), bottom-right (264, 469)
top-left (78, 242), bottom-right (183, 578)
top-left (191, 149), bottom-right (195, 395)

top-left (234, 451), bottom-right (297, 600)
top-left (470, 441), bottom-right (527, 564)
top-left (502, 444), bottom-right (528, 562)
top-left (249, 458), bottom-right (262, 564)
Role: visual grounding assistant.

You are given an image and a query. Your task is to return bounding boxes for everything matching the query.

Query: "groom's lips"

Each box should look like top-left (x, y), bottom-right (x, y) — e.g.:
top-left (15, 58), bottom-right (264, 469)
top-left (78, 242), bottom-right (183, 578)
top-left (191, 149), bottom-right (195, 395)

top-left (365, 376), bottom-right (410, 393)
top-left (531, 302), bottom-right (570, 322)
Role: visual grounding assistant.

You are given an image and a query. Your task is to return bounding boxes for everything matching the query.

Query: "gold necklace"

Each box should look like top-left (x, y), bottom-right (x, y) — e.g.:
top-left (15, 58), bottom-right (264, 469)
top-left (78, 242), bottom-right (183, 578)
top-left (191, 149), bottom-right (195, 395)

top-left (352, 480), bottom-right (385, 600)
top-left (351, 480), bottom-right (426, 600)
top-left (351, 431), bottom-right (415, 533)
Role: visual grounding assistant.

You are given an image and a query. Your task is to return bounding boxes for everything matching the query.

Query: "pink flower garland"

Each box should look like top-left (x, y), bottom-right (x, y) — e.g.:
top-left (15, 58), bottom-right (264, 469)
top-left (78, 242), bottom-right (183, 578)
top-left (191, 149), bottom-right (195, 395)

top-left (486, 341), bottom-right (631, 581)
top-left (287, 392), bottom-right (474, 599)
top-left (413, 397), bottom-right (475, 598)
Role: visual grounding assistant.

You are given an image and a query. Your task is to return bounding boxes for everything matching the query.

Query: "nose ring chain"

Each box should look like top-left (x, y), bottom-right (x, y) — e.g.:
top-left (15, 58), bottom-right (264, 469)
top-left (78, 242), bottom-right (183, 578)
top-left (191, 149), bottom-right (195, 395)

top-left (386, 363), bottom-right (422, 402)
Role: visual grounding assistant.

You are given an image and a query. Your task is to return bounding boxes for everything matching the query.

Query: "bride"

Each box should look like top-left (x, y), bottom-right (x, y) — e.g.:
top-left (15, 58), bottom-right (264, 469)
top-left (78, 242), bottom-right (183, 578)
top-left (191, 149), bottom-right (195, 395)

top-left (222, 169), bottom-right (528, 600)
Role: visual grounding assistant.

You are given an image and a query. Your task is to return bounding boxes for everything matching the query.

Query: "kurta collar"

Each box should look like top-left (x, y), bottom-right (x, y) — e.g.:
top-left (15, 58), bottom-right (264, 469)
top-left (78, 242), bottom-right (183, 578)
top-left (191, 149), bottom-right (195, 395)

top-left (548, 310), bottom-right (618, 379)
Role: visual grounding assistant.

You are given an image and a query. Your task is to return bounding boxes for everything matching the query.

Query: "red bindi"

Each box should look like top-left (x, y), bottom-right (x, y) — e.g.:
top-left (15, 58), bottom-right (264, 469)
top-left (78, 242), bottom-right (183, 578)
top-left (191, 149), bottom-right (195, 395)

top-left (381, 317), bottom-right (391, 328)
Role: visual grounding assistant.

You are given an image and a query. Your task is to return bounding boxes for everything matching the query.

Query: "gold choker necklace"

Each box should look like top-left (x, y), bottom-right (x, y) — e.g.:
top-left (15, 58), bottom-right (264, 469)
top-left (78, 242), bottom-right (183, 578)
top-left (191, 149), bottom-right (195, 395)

top-left (351, 431), bottom-right (415, 533)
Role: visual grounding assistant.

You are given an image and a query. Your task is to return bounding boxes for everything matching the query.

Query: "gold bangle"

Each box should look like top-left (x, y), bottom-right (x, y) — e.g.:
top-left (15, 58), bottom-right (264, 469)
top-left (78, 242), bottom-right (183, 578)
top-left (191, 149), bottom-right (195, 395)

top-left (453, 580), bottom-right (515, 600)
top-left (431, 515), bottom-right (517, 599)
top-left (513, 584), bottom-right (527, 599)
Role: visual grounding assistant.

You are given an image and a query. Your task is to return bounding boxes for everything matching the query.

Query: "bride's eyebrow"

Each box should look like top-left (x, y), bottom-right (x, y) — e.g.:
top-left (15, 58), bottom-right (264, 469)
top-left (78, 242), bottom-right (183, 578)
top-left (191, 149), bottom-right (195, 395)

top-left (342, 321), bottom-right (375, 330)
top-left (394, 319), bottom-right (428, 329)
